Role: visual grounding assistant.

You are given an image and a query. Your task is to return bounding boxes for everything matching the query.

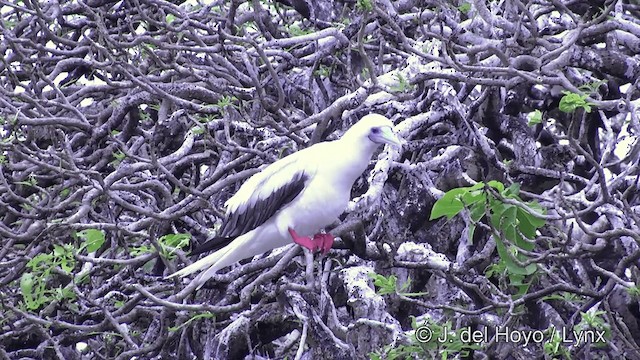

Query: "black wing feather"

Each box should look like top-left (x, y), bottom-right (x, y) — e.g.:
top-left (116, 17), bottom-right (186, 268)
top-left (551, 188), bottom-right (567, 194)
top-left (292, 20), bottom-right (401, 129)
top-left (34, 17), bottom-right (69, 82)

top-left (189, 236), bottom-right (234, 256)
top-left (220, 171), bottom-right (308, 237)
top-left (190, 171), bottom-right (308, 256)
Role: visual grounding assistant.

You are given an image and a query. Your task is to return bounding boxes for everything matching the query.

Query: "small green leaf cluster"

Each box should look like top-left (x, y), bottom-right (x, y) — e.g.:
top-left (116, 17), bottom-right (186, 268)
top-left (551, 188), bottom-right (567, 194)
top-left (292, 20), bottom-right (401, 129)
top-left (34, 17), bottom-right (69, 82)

top-left (169, 312), bottom-right (215, 332)
top-left (578, 80), bottom-right (605, 94)
top-left (576, 311), bottom-right (610, 347)
top-left (559, 91), bottom-right (594, 113)
top-left (216, 95), bottom-right (238, 111)
top-left (15, 173), bottom-right (38, 187)
top-left (543, 326), bottom-right (572, 359)
top-left (458, 2), bottom-right (472, 14)
top-left (627, 285), bottom-right (640, 298)
top-left (370, 341), bottom-right (426, 360)
top-left (356, 0), bottom-right (373, 12)
top-left (78, 229), bottom-right (106, 253)
top-left (370, 318), bottom-right (480, 360)
top-left (109, 151), bottom-right (126, 167)
top-left (370, 272), bottom-right (398, 295)
top-left (369, 272), bottom-right (428, 297)
top-left (139, 109), bottom-right (151, 122)
top-left (541, 291), bottom-right (582, 303)
top-left (360, 67), bottom-right (370, 80)
top-left (430, 181), bottom-right (546, 296)
top-left (158, 233), bottom-right (190, 260)
top-left (542, 311), bottom-right (611, 359)
top-left (527, 109), bottom-right (543, 126)
top-left (20, 230), bottom-right (105, 311)
top-left (198, 114), bottom-right (218, 123)
top-left (192, 126), bottom-right (205, 135)
top-left (286, 23), bottom-right (313, 37)
top-left (313, 65), bottom-right (332, 78)
top-left (3, 19), bottom-right (17, 29)
top-left (132, 233), bottom-right (190, 261)
top-left (390, 73), bottom-right (414, 94)
top-left (20, 245), bottom-right (76, 310)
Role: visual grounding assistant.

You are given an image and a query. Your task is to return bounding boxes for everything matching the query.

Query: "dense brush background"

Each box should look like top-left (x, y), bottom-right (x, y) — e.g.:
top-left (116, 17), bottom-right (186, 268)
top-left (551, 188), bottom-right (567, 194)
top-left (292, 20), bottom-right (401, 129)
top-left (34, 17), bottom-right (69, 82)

top-left (1, 0), bottom-right (640, 359)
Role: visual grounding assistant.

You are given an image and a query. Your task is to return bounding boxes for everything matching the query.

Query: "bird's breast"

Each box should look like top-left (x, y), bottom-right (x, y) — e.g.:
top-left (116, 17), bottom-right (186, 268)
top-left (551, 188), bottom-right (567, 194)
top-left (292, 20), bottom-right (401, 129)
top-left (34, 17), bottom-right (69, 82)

top-left (276, 177), bottom-right (351, 237)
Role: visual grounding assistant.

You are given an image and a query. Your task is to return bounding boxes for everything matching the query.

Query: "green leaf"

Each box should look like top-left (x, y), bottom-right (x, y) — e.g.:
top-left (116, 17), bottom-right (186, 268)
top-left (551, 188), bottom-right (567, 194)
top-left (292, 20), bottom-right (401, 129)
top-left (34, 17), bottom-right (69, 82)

top-left (28, 253), bottom-right (53, 271)
top-left (15, 174), bottom-right (38, 187)
top-left (502, 205), bottom-right (518, 230)
top-left (390, 73), bottom-right (414, 93)
top-left (159, 233), bottom-right (191, 248)
top-left (20, 273), bottom-right (37, 309)
top-left (60, 257), bottom-right (75, 274)
top-left (457, 2), bottom-right (472, 13)
top-left (559, 91), bottom-right (593, 113)
top-left (489, 202), bottom-right (509, 228)
top-left (54, 287), bottom-right (76, 302)
top-left (516, 208), bottom-right (538, 239)
top-left (159, 233), bottom-right (191, 260)
top-left (60, 188), bottom-right (71, 199)
top-left (542, 291), bottom-right (580, 302)
top-left (130, 245), bottom-right (153, 256)
top-left (526, 201), bottom-right (546, 221)
top-left (467, 224), bottom-right (477, 244)
top-left (510, 274), bottom-right (533, 297)
top-left (502, 261), bottom-right (535, 277)
top-left (369, 273), bottom-right (398, 295)
top-left (494, 236), bottom-right (536, 276)
top-left (110, 151), bottom-right (126, 167)
top-left (513, 231), bottom-right (535, 251)
top-left (356, 0), bottom-right (373, 12)
top-left (504, 223), bottom-right (518, 243)
top-left (469, 202), bottom-right (485, 222)
top-left (486, 180), bottom-right (505, 193)
top-left (485, 262), bottom-right (505, 278)
top-left (527, 110), bottom-right (542, 126)
top-left (627, 286), bottom-right (640, 298)
top-left (287, 24), bottom-right (313, 36)
top-left (169, 312), bottom-right (215, 332)
top-left (430, 188), bottom-right (468, 220)
top-left (215, 95), bottom-right (237, 110)
top-left (77, 229), bottom-right (106, 253)
top-left (53, 244), bottom-right (75, 273)
top-left (503, 183), bottom-right (520, 198)
top-left (461, 188), bottom-right (485, 205)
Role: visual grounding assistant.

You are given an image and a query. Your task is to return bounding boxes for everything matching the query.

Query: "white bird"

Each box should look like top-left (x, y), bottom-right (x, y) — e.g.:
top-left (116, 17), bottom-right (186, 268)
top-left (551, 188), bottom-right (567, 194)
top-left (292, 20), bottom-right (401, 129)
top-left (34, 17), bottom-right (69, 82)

top-left (168, 114), bottom-right (402, 288)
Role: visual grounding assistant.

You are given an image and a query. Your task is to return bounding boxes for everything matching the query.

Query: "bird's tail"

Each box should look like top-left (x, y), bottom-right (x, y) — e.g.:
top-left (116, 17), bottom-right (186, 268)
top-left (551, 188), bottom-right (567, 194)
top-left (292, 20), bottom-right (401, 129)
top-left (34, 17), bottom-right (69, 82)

top-left (166, 242), bottom-right (234, 280)
top-left (166, 226), bottom-right (288, 288)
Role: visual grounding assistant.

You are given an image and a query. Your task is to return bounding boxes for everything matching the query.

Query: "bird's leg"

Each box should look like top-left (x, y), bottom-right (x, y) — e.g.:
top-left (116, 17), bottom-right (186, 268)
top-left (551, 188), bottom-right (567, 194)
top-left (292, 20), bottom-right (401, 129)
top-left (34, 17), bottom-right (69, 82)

top-left (288, 228), bottom-right (317, 251)
top-left (312, 233), bottom-right (334, 254)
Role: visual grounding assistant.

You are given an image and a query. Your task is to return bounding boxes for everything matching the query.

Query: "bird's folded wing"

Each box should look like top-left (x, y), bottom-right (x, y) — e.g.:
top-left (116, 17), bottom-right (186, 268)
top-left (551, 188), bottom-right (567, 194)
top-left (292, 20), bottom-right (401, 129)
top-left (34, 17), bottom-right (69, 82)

top-left (190, 149), bottom-right (317, 255)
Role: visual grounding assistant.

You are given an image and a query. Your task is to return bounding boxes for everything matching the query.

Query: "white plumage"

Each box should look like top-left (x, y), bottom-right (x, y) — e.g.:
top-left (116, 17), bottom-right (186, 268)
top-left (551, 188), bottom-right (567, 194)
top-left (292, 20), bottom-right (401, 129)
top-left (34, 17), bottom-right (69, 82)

top-left (168, 114), bottom-right (401, 288)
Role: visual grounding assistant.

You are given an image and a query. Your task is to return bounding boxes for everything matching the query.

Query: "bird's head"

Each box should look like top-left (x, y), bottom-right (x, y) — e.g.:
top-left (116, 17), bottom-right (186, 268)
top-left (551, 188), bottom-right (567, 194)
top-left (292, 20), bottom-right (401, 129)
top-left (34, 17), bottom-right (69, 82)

top-left (342, 114), bottom-right (402, 148)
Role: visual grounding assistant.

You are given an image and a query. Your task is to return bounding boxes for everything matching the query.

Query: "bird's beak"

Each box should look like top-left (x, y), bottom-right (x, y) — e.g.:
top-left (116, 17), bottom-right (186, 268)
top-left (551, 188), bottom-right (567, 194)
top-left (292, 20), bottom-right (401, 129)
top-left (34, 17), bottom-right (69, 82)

top-left (374, 126), bottom-right (402, 147)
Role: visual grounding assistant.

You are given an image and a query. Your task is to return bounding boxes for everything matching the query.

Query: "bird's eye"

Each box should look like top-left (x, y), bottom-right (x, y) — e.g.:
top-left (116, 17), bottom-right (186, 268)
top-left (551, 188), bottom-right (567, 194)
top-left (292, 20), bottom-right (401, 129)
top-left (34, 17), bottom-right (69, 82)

top-left (371, 127), bottom-right (380, 134)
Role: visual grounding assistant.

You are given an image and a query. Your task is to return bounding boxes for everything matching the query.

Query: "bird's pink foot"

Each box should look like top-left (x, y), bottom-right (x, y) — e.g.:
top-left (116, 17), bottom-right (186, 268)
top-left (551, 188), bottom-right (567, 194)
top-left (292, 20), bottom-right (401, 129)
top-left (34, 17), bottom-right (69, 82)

top-left (313, 233), bottom-right (334, 254)
top-left (288, 228), bottom-right (334, 254)
top-left (289, 228), bottom-right (316, 251)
